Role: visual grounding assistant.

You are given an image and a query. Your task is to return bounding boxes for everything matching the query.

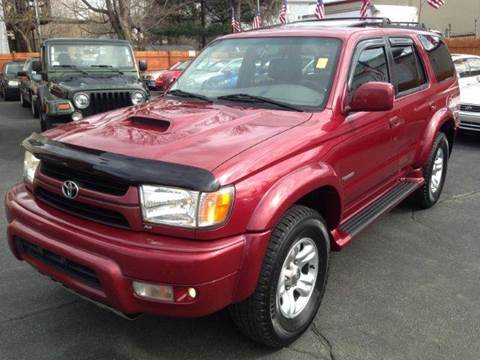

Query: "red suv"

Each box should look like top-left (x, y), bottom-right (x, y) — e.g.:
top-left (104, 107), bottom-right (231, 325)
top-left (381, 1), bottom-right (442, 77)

top-left (5, 19), bottom-right (460, 347)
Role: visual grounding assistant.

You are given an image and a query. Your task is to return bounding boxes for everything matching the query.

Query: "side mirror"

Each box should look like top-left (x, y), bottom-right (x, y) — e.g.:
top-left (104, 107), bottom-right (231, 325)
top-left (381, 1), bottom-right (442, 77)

top-left (138, 60), bottom-right (148, 72)
top-left (17, 71), bottom-right (28, 77)
top-left (349, 82), bottom-right (394, 112)
top-left (32, 60), bottom-right (42, 73)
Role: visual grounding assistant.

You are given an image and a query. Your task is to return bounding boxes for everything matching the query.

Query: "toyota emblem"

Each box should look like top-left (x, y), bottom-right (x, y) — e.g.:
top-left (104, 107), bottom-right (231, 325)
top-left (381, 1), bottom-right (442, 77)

top-left (62, 180), bottom-right (79, 199)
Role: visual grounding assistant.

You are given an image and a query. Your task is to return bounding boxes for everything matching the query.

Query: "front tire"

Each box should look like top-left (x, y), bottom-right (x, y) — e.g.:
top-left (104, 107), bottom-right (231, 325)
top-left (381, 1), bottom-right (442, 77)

top-left (411, 132), bottom-right (449, 209)
top-left (230, 206), bottom-right (330, 348)
top-left (31, 94), bottom-right (39, 118)
top-left (20, 92), bottom-right (28, 107)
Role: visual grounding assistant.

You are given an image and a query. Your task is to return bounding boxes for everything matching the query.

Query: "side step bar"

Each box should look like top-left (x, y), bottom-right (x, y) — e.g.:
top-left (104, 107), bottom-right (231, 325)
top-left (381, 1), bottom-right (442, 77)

top-left (339, 182), bottom-right (420, 238)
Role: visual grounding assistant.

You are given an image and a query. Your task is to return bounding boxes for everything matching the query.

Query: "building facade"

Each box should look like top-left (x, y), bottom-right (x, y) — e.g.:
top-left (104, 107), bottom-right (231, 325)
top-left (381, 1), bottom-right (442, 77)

top-left (286, 0), bottom-right (480, 37)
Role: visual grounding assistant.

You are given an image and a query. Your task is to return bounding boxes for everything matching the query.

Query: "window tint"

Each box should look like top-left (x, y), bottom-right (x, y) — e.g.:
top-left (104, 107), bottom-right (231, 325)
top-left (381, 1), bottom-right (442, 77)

top-left (419, 35), bottom-right (455, 82)
top-left (467, 58), bottom-right (480, 77)
top-left (351, 47), bottom-right (389, 91)
top-left (390, 45), bottom-right (426, 93)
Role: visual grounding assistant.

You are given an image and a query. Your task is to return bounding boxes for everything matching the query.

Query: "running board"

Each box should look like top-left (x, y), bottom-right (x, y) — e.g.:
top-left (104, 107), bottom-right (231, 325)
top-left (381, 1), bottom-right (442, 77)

top-left (339, 182), bottom-right (420, 238)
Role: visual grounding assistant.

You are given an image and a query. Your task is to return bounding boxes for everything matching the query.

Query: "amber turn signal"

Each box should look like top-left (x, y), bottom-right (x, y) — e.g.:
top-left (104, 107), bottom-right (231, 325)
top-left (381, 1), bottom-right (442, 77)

top-left (197, 186), bottom-right (234, 227)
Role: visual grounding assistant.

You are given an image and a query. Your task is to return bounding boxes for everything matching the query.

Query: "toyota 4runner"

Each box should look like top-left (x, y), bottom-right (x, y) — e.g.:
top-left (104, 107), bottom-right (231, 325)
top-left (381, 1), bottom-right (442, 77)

top-left (5, 19), bottom-right (460, 347)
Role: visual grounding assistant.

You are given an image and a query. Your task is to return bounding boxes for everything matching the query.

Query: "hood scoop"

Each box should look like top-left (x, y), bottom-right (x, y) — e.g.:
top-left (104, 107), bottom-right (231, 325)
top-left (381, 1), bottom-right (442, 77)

top-left (126, 116), bottom-right (171, 132)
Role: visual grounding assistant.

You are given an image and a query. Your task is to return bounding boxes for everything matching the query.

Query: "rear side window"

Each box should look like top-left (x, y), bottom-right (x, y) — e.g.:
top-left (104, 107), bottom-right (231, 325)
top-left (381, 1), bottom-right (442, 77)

top-left (351, 47), bottom-right (389, 91)
top-left (419, 35), bottom-right (455, 82)
top-left (390, 45), bottom-right (426, 93)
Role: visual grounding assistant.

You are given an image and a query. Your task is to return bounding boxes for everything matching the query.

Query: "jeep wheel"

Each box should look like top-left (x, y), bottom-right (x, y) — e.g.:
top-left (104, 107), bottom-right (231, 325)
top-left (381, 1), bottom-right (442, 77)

top-left (31, 95), bottom-right (39, 118)
top-left (40, 109), bottom-right (53, 131)
top-left (230, 205), bottom-right (330, 348)
top-left (411, 132), bottom-right (449, 209)
top-left (20, 92), bottom-right (28, 108)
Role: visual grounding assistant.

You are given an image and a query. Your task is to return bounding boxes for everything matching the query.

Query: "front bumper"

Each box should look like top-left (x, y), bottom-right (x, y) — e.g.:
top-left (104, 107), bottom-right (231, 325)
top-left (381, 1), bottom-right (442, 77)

top-left (459, 111), bottom-right (480, 132)
top-left (5, 183), bottom-right (268, 317)
top-left (5, 86), bottom-right (20, 97)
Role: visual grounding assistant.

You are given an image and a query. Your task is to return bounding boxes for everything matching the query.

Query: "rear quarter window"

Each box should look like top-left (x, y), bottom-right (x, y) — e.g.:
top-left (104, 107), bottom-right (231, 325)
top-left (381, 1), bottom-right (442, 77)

top-left (419, 35), bottom-right (455, 82)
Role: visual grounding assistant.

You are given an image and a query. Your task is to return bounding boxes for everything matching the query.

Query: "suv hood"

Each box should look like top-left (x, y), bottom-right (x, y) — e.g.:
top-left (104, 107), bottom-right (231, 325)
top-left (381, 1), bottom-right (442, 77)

top-left (46, 97), bottom-right (312, 172)
top-left (460, 82), bottom-right (480, 105)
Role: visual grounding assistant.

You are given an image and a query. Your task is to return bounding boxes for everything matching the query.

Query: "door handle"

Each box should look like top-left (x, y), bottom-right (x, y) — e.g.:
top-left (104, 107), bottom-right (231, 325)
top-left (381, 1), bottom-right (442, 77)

top-left (389, 116), bottom-right (402, 128)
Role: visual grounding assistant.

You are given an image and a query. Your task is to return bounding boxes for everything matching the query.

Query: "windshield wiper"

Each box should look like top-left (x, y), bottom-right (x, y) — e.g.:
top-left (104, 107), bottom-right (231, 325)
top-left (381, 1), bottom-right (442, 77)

top-left (217, 93), bottom-right (304, 112)
top-left (167, 89), bottom-right (212, 103)
top-left (90, 65), bottom-right (124, 75)
top-left (52, 64), bottom-right (89, 75)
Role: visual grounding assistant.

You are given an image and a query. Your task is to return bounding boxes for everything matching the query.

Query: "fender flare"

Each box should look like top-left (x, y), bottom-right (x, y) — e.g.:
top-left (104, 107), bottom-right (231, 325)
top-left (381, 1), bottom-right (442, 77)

top-left (233, 162), bottom-right (342, 302)
top-left (413, 107), bottom-right (456, 169)
top-left (246, 162), bottom-right (343, 232)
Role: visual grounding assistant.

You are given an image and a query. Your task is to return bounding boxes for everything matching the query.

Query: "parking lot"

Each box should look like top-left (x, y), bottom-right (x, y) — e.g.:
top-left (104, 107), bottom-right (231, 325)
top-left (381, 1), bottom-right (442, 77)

top-left (0, 97), bottom-right (479, 360)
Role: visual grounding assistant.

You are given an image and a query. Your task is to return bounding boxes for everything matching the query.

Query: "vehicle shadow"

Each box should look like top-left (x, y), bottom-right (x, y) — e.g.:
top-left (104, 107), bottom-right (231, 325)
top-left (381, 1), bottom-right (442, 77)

top-left (62, 300), bottom-right (297, 360)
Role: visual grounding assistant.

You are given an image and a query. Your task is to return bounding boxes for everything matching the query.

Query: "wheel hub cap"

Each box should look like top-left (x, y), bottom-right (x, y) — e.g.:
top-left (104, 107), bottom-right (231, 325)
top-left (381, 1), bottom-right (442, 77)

top-left (276, 237), bottom-right (319, 319)
top-left (430, 147), bottom-right (444, 195)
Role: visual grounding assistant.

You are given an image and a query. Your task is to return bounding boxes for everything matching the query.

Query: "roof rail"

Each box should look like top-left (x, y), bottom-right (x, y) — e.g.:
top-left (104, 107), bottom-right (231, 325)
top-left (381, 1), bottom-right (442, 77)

top-left (237, 17), bottom-right (429, 33)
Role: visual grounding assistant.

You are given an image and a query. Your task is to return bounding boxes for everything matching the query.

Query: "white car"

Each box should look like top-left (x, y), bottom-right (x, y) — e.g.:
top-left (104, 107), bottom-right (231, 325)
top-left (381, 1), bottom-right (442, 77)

top-left (452, 54), bottom-right (480, 132)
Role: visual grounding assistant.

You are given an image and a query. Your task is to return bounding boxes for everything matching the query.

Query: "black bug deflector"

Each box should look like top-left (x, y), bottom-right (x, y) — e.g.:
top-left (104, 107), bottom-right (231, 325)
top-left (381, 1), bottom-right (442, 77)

top-left (22, 132), bottom-right (220, 192)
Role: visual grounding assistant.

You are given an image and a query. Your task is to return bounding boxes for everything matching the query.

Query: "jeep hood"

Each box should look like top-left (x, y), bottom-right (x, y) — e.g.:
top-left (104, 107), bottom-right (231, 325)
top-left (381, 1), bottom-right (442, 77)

top-left (46, 97), bottom-right (312, 171)
top-left (53, 73), bottom-right (143, 92)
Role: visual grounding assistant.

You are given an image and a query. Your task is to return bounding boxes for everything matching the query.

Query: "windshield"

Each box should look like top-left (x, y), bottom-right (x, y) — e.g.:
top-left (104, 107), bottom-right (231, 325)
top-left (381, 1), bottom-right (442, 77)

top-left (171, 37), bottom-right (341, 109)
top-left (48, 43), bottom-right (135, 70)
top-left (5, 62), bottom-right (24, 75)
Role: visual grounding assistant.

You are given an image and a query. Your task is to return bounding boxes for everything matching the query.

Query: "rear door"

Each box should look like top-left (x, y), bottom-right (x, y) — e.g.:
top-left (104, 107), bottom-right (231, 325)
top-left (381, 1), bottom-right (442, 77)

top-left (386, 36), bottom-right (431, 172)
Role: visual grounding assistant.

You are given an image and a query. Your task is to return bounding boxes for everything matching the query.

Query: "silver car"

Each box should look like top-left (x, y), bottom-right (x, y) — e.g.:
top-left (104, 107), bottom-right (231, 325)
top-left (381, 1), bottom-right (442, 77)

top-left (452, 54), bottom-right (480, 132)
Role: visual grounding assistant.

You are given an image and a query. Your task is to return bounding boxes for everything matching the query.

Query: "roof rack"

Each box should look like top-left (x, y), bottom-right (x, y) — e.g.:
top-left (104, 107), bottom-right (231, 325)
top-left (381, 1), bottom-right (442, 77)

top-left (269, 17), bottom-right (428, 31)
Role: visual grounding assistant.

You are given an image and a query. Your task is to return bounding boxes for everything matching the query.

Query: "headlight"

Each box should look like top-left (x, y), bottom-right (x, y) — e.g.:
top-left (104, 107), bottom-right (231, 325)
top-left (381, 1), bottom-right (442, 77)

top-left (140, 185), bottom-right (234, 228)
top-left (8, 80), bottom-right (19, 86)
top-left (73, 92), bottom-right (90, 109)
top-left (131, 91), bottom-right (146, 105)
top-left (23, 151), bottom-right (40, 184)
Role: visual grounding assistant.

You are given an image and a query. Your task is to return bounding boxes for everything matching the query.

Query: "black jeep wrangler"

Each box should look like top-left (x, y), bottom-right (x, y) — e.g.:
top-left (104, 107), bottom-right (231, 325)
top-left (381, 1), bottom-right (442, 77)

top-left (32, 38), bottom-right (149, 131)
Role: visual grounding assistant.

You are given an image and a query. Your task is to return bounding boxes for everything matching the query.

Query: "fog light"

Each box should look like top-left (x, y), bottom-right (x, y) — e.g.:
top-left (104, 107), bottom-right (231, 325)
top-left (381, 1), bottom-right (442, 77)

top-left (187, 287), bottom-right (197, 299)
top-left (132, 281), bottom-right (174, 302)
top-left (72, 112), bottom-right (83, 121)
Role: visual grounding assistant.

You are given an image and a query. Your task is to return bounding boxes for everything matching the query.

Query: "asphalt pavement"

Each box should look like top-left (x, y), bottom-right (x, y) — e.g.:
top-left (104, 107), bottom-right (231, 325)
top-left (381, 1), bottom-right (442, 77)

top-left (1, 98), bottom-right (479, 360)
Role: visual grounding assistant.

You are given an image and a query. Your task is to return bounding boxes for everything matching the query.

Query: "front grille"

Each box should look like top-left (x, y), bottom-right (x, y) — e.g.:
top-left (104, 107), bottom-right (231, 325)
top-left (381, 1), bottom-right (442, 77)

top-left (460, 104), bottom-right (480, 113)
top-left (36, 188), bottom-right (130, 228)
top-left (89, 91), bottom-right (132, 115)
top-left (41, 161), bottom-right (129, 196)
top-left (16, 237), bottom-right (101, 288)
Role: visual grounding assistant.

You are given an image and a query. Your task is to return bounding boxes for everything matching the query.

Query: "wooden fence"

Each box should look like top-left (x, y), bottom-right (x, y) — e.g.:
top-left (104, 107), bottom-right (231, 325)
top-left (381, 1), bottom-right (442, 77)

top-left (445, 38), bottom-right (480, 56)
top-left (0, 50), bottom-right (196, 72)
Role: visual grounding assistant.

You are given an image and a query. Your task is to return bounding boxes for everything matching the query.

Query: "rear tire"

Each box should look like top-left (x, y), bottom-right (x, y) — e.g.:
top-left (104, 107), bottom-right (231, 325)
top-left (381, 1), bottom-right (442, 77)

top-left (411, 132), bottom-right (449, 209)
top-left (229, 205), bottom-right (330, 348)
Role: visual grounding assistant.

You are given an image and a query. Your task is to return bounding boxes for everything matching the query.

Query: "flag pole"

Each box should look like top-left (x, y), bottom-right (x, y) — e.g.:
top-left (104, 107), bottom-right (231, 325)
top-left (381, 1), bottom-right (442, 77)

top-left (418, 0), bottom-right (425, 23)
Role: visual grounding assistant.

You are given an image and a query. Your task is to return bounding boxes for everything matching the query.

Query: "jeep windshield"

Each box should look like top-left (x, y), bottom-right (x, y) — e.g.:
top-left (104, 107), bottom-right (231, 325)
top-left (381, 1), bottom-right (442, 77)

top-left (171, 37), bottom-right (341, 110)
top-left (48, 43), bottom-right (135, 71)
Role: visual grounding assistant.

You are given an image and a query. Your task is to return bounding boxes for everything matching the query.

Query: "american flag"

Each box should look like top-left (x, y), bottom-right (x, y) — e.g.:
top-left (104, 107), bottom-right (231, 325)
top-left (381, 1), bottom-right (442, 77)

top-left (427, 0), bottom-right (446, 9)
top-left (252, 1), bottom-right (262, 29)
top-left (231, 7), bottom-right (241, 33)
top-left (279, 0), bottom-right (288, 24)
top-left (360, 0), bottom-right (371, 18)
top-left (314, 0), bottom-right (325, 20)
